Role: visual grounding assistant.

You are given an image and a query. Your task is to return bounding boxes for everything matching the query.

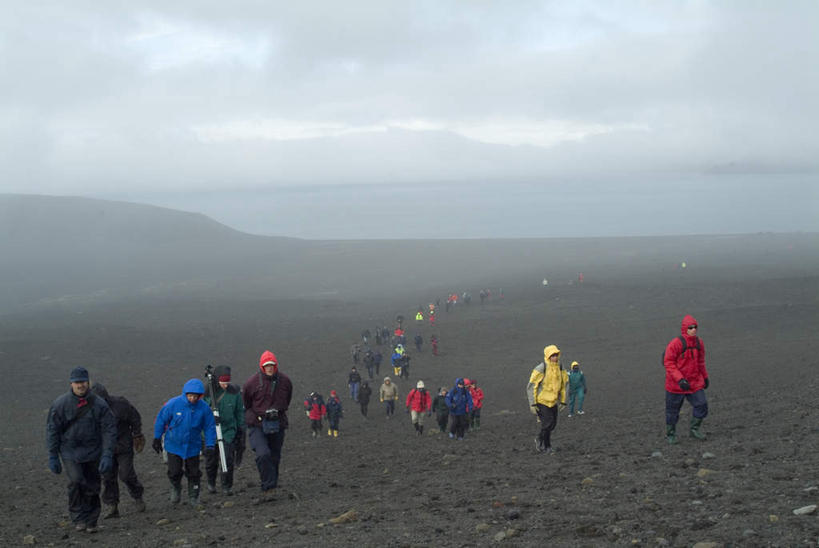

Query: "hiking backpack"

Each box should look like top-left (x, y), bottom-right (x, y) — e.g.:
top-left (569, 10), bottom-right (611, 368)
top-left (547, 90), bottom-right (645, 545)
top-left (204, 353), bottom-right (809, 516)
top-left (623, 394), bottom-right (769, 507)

top-left (662, 335), bottom-right (701, 366)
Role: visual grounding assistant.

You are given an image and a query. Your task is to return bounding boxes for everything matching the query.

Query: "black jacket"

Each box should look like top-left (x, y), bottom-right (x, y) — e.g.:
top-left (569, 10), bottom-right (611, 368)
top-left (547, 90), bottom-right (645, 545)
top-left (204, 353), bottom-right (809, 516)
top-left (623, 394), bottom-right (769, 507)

top-left (47, 391), bottom-right (117, 463)
top-left (90, 384), bottom-right (142, 454)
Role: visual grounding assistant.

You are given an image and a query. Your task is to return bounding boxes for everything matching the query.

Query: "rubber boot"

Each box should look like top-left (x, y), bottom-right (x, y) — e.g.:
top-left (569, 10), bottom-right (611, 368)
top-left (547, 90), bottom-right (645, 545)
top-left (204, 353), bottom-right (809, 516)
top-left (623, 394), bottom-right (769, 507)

top-left (475, 417), bottom-right (481, 430)
top-left (103, 503), bottom-right (119, 519)
top-left (188, 481), bottom-right (201, 506)
top-left (419, 425), bottom-right (423, 435)
top-left (207, 480), bottom-right (217, 494)
top-left (333, 430), bottom-right (339, 437)
top-left (328, 428), bottom-right (332, 436)
top-left (170, 482), bottom-right (182, 504)
top-left (666, 424), bottom-right (678, 445)
top-left (690, 417), bottom-right (706, 440)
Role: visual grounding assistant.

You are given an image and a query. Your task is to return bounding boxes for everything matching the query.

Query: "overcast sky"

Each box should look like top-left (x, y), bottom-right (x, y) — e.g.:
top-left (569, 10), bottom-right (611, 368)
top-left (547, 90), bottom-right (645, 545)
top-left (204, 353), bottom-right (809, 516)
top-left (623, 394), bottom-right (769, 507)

top-left (1, 1), bottom-right (817, 236)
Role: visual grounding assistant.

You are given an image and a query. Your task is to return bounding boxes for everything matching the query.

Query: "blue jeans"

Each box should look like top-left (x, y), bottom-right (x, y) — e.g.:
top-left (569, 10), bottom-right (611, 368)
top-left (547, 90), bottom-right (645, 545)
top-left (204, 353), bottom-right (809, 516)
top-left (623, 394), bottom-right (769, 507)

top-left (248, 426), bottom-right (286, 491)
top-left (665, 389), bottom-right (708, 425)
top-left (349, 382), bottom-right (360, 401)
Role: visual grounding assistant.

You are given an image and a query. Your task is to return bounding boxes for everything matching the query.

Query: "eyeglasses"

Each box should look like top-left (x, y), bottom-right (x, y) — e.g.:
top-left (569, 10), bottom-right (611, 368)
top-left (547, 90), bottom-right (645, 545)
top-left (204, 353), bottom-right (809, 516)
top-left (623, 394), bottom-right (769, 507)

top-left (687, 325), bottom-right (697, 330)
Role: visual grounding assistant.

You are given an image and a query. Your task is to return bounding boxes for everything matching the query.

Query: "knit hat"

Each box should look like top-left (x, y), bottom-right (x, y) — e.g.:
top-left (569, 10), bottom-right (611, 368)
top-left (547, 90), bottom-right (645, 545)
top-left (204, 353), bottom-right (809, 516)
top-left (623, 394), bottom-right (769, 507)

top-left (69, 367), bottom-right (89, 382)
top-left (214, 365), bottom-right (231, 382)
top-left (416, 380), bottom-right (425, 389)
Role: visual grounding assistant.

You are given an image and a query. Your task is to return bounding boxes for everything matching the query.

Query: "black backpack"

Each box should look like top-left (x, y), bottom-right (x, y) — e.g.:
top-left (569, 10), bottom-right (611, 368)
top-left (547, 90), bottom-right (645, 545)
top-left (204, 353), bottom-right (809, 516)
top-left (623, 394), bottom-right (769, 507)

top-left (662, 335), bottom-right (701, 365)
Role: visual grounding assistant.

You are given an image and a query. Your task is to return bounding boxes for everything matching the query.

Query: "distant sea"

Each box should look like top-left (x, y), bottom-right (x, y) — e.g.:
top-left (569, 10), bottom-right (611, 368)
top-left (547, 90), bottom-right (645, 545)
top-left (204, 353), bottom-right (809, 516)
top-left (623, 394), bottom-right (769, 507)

top-left (101, 173), bottom-right (818, 239)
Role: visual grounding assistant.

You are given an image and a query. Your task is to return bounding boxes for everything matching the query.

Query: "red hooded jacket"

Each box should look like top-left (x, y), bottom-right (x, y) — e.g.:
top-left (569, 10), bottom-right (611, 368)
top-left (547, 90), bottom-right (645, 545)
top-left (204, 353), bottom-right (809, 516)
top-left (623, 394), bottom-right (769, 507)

top-left (242, 350), bottom-right (293, 429)
top-left (405, 388), bottom-right (431, 412)
top-left (663, 315), bottom-right (708, 393)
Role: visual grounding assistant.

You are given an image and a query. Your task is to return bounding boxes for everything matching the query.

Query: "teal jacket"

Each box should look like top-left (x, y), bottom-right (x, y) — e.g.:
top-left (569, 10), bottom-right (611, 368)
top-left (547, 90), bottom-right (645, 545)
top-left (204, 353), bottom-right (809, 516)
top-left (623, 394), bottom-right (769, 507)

top-left (204, 384), bottom-right (244, 444)
top-left (567, 369), bottom-right (586, 393)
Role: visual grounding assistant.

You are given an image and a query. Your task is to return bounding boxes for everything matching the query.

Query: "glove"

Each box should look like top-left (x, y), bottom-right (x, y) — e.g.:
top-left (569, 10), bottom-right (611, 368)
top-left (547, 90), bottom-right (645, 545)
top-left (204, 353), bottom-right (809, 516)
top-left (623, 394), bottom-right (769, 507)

top-left (704, 378), bottom-right (709, 390)
top-left (678, 378), bottom-right (691, 391)
top-left (132, 434), bottom-right (145, 454)
top-left (306, 411), bottom-right (311, 417)
top-left (213, 415), bottom-right (221, 426)
top-left (152, 438), bottom-right (163, 454)
top-left (530, 405), bottom-right (538, 415)
top-left (405, 407), bottom-right (410, 414)
top-left (558, 403), bottom-right (566, 412)
top-left (48, 455), bottom-right (62, 475)
top-left (98, 455), bottom-right (114, 474)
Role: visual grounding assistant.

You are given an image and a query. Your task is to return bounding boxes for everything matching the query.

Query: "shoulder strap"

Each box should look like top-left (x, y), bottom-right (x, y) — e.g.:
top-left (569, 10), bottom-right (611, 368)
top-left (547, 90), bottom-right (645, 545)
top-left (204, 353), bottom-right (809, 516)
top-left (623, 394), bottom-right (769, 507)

top-left (62, 393), bottom-right (97, 432)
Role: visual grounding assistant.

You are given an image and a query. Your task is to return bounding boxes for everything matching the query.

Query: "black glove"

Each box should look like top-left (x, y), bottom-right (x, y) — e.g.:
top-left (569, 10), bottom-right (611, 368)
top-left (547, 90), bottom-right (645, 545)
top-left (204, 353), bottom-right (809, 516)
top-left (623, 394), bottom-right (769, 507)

top-left (48, 454), bottom-right (62, 475)
top-left (213, 415), bottom-right (221, 426)
top-left (704, 378), bottom-right (709, 390)
top-left (152, 438), bottom-right (163, 454)
top-left (678, 378), bottom-right (691, 391)
top-left (235, 430), bottom-right (245, 468)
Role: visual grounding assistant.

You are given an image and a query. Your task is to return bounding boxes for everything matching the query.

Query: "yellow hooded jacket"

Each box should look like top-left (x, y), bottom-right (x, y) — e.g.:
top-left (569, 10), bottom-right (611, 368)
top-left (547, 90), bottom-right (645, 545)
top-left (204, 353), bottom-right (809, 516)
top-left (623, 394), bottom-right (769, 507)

top-left (526, 345), bottom-right (568, 407)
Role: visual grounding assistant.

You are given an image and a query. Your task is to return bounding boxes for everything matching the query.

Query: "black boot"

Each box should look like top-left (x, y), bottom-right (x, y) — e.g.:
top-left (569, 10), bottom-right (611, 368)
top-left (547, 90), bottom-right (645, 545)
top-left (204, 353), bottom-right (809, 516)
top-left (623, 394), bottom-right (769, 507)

top-left (690, 417), bottom-right (706, 440)
top-left (666, 424), bottom-right (678, 445)
top-left (188, 481), bottom-right (201, 506)
top-left (419, 425), bottom-right (424, 435)
top-left (170, 482), bottom-right (181, 504)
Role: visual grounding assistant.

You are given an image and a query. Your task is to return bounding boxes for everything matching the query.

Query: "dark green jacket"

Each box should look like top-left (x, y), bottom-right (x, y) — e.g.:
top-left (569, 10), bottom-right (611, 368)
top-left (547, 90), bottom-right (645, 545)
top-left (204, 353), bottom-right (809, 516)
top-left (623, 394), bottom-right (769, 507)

top-left (204, 384), bottom-right (244, 444)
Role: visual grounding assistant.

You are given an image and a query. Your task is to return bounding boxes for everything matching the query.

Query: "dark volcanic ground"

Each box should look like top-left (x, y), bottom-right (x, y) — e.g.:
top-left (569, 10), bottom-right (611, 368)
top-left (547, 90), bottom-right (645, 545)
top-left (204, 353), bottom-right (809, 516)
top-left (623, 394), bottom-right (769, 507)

top-left (1, 239), bottom-right (818, 547)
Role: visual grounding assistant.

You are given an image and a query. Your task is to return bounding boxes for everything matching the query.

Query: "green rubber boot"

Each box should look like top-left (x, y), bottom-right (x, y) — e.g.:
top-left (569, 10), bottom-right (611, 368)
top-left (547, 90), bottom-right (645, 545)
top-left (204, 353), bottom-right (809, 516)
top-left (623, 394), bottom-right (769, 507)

top-left (188, 481), bottom-right (201, 506)
top-left (169, 482), bottom-right (181, 504)
top-left (690, 417), bottom-right (706, 440)
top-left (666, 424), bottom-right (678, 445)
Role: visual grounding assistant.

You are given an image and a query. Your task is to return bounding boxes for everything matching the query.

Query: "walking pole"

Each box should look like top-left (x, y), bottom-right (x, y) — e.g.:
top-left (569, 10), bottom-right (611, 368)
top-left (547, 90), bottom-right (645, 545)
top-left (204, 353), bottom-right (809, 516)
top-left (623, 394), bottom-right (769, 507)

top-left (204, 365), bottom-right (229, 473)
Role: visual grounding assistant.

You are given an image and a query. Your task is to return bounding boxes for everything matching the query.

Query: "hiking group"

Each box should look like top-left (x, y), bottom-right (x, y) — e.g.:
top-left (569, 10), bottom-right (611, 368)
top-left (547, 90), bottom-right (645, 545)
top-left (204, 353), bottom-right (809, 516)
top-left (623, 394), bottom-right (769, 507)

top-left (46, 310), bottom-right (707, 533)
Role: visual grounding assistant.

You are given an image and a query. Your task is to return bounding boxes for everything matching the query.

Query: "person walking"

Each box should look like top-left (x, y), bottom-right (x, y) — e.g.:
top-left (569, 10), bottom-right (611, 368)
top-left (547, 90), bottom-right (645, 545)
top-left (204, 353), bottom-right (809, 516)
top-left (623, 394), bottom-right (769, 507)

top-left (88, 383), bottom-right (146, 518)
top-left (567, 361), bottom-right (588, 417)
top-left (379, 377), bottom-right (399, 418)
top-left (526, 345), bottom-right (568, 454)
top-left (467, 379), bottom-right (484, 430)
top-left (663, 315), bottom-right (709, 443)
top-left (203, 365), bottom-right (245, 496)
top-left (153, 379), bottom-right (217, 506)
top-left (431, 388), bottom-right (450, 433)
top-left (430, 335), bottom-right (439, 356)
top-left (405, 380), bottom-right (432, 435)
top-left (326, 390), bottom-right (343, 437)
top-left (445, 378), bottom-right (473, 440)
top-left (363, 350), bottom-right (375, 380)
top-left (304, 392), bottom-right (327, 438)
top-left (242, 350), bottom-right (294, 501)
top-left (348, 366), bottom-right (362, 402)
top-left (47, 367), bottom-right (117, 533)
top-left (358, 381), bottom-right (372, 417)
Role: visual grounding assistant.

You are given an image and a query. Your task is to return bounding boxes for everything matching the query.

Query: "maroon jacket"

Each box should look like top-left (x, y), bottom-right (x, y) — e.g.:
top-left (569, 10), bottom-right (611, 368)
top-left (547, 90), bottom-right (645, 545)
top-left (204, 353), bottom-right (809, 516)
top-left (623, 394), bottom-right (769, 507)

top-left (663, 314), bottom-right (708, 394)
top-left (243, 350), bottom-right (293, 430)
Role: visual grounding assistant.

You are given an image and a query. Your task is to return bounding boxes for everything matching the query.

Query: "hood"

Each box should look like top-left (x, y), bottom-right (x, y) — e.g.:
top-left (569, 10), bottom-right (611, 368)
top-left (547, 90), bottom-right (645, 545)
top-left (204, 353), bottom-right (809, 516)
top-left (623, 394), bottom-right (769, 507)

top-left (183, 378), bottom-right (205, 395)
top-left (90, 383), bottom-right (110, 402)
top-left (454, 377), bottom-right (466, 389)
top-left (259, 350), bottom-right (279, 373)
top-left (543, 345), bottom-right (561, 361)
top-left (680, 315), bottom-right (698, 337)
top-left (571, 361), bottom-right (580, 369)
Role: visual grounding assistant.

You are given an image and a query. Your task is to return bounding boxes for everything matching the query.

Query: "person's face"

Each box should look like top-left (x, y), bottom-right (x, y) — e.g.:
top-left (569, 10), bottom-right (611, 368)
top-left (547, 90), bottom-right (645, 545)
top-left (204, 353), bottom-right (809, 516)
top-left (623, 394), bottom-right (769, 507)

top-left (71, 381), bottom-right (89, 397)
top-left (263, 364), bottom-right (276, 377)
top-left (385, 380), bottom-right (390, 385)
top-left (687, 324), bottom-right (698, 334)
top-left (186, 393), bottom-right (201, 404)
top-left (218, 381), bottom-right (229, 389)
top-left (548, 354), bottom-right (559, 363)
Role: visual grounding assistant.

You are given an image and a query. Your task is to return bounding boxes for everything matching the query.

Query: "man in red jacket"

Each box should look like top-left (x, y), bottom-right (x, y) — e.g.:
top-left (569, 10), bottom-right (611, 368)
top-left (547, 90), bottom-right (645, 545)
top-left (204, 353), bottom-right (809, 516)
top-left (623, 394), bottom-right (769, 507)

top-left (663, 315), bottom-right (709, 444)
top-left (405, 380), bottom-right (432, 436)
top-left (242, 350), bottom-right (293, 501)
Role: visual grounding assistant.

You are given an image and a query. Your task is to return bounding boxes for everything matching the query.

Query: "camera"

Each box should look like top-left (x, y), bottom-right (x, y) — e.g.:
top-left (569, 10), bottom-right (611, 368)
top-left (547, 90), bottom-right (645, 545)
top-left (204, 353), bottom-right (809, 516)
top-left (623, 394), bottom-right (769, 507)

top-left (265, 408), bottom-right (279, 421)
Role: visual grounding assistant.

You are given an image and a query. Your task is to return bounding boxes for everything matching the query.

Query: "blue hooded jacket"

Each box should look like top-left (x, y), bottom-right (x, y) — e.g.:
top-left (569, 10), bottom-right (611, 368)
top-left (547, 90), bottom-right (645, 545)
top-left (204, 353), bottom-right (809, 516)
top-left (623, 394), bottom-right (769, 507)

top-left (445, 378), bottom-right (473, 416)
top-left (153, 379), bottom-right (217, 459)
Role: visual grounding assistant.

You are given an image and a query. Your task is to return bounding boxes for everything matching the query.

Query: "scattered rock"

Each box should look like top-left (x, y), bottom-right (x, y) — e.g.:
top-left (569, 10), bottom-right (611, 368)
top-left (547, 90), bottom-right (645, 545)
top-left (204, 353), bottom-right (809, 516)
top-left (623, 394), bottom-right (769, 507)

top-left (655, 538), bottom-right (669, 546)
top-left (506, 510), bottom-right (520, 520)
top-left (702, 452), bottom-right (716, 459)
top-left (475, 523), bottom-right (490, 532)
top-left (691, 500), bottom-right (703, 505)
top-left (768, 514), bottom-right (779, 523)
top-left (172, 539), bottom-right (187, 546)
top-left (691, 543), bottom-right (720, 548)
top-left (492, 501), bottom-right (504, 508)
top-left (581, 477), bottom-right (594, 486)
top-left (316, 522), bottom-right (325, 528)
top-left (156, 518), bottom-right (171, 526)
top-left (575, 524), bottom-right (604, 537)
top-left (696, 468), bottom-right (714, 478)
top-left (651, 451), bottom-right (662, 458)
top-left (22, 535), bottom-right (36, 545)
top-left (222, 501), bottom-right (234, 508)
top-left (297, 525), bottom-right (308, 535)
top-left (685, 458), bottom-right (696, 466)
top-left (742, 529), bottom-right (757, 537)
top-left (264, 522), bottom-right (277, 529)
top-left (803, 486), bottom-right (817, 492)
top-left (504, 528), bottom-right (519, 538)
top-left (493, 531), bottom-right (506, 542)
top-left (792, 505), bottom-right (817, 516)
top-left (329, 509), bottom-right (358, 524)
